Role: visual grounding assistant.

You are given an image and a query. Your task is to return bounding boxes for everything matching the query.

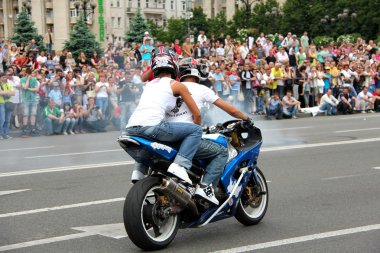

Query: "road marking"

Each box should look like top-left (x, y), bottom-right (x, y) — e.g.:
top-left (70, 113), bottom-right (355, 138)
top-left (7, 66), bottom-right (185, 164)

top-left (321, 172), bottom-right (380, 180)
top-left (72, 223), bottom-right (126, 239)
top-left (0, 197), bottom-right (124, 218)
top-left (0, 161), bottom-right (134, 178)
top-left (261, 137), bottom-right (380, 152)
top-left (339, 114), bottom-right (380, 120)
top-left (372, 167), bottom-right (380, 170)
top-left (335, 127), bottom-right (380, 133)
top-left (0, 189), bottom-right (30, 196)
top-left (24, 149), bottom-right (122, 159)
top-left (0, 223), bottom-right (127, 251)
top-left (0, 146), bottom-right (54, 152)
top-left (264, 126), bottom-right (313, 131)
top-left (211, 223), bottom-right (380, 253)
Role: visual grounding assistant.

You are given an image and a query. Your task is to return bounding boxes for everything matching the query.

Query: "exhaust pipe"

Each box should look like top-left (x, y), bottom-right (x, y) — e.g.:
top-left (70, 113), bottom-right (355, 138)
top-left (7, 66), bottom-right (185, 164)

top-left (160, 178), bottom-right (199, 216)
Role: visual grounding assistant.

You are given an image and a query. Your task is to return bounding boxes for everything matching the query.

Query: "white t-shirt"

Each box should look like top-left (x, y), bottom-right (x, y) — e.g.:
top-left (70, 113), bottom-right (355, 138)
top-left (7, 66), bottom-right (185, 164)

top-left (95, 82), bottom-right (109, 98)
top-left (37, 55), bottom-right (47, 64)
top-left (357, 91), bottom-right (373, 103)
top-left (127, 77), bottom-right (177, 127)
top-left (8, 76), bottom-right (21, 103)
top-left (216, 47), bottom-right (225, 57)
top-left (165, 82), bottom-right (219, 123)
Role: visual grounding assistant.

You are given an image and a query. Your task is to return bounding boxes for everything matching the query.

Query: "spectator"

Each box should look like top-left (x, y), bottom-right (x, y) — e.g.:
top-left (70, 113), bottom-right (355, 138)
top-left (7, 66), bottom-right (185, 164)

top-left (0, 72), bottom-right (15, 139)
top-left (197, 31), bottom-right (207, 45)
top-left (62, 102), bottom-right (76, 135)
top-left (282, 90), bottom-right (300, 119)
top-left (319, 88), bottom-right (338, 115)
top-left (20, 69), bottom-right (39, 137)
top-left (94, 73), bottom-right (111, 117)
top-left (338, 87), bottom-right (356, 114)
top-left (43, 98), bottom-right (64, 135)
top-left (77, 52), bottom-right (88, 68)
top-left (266, 92), bottom-right (283, 120)
top-left (182, 37), bottom-right (193, 58)
top-left (83, 97), bottom-right (107, 132)
top-left (140, 37), bottom-right (153, 66)
top-left (43, 28), bottom-right (54, 54)
top-left (48, 81), bottom-right (62, 108)
top-left (357, 86), bottom-right (375, 113)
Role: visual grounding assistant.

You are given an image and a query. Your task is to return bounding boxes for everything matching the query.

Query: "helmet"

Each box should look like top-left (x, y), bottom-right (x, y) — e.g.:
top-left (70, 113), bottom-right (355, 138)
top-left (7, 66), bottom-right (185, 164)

top-left (151, 46), bottom-right (178, 79)
top-left (179, 68), bottom-right (201, 83)
top-left (197, 59), bottom-right (210, 80)
top-left (178, 57), bottom-right (198, 74)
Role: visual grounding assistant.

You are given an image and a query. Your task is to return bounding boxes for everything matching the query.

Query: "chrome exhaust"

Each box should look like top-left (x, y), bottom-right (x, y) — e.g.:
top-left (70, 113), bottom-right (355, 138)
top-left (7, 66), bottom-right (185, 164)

top-left (160, 177), bottom-right (199, 216)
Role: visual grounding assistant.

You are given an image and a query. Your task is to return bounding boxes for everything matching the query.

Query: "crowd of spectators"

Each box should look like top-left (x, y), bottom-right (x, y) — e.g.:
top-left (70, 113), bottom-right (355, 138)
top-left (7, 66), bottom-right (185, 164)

top-left (1, 30), bottom-right (380, 139)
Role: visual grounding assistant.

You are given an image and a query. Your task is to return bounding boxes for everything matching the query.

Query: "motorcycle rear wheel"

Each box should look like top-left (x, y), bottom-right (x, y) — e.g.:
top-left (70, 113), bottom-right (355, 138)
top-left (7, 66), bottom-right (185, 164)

top-left (123, 177), bottom-right (180, 251)
top-left (235, 168), bottom-right (268, 226)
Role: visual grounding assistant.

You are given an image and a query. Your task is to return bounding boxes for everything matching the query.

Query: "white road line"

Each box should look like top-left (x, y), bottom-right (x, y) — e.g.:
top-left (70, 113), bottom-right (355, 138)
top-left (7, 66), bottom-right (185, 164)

top-left (0, 146), bottom-right (55, 152)
top-left (373, 167), bottom-right (380, 170)
top-left (0, 161), bottom-right (134, 178)
top-left (0, 197), bottom-right (124, 218)
top-left (0, 231), bottom-right (94, 252)
top-left (339, 114), bottom-right (380, 120)
top-left (24, 149), bottom-right (122, 159)
top-left (0, 189), bottom-right (30, 196)
top-left (211, 223), bottom-right (380, 253)
top-left (321, 172), bottom-right (380, 180)
top-left (261, 137), bottom-right (380, 152)
top-left (263, 126), bottom-right (313, 131)
top-left (335, 127), bottom-right (380, 133)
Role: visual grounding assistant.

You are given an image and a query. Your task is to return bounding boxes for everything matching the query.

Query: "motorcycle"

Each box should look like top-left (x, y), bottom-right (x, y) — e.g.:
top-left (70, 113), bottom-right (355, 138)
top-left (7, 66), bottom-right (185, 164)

top-left (117, 120), bottom-right (268, 250)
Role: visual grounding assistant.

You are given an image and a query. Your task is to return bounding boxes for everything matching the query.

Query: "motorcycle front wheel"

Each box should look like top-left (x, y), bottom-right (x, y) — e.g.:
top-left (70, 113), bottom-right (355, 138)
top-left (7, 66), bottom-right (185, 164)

top-left (235, 168), bottom-right (268, 226)
top-left (123, 177), bottom-right (180, 251)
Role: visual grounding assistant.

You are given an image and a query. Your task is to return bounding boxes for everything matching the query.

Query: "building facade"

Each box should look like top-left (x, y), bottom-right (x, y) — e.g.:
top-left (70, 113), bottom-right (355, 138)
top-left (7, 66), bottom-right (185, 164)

top-left (0, 0), bottom-right (104, 50)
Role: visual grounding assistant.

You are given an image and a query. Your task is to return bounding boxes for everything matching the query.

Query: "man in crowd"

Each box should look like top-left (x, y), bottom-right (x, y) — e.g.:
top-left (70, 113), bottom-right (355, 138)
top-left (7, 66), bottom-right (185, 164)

top-left (319, 88), bottom-right (338, 115)
top-left (282, 90), bottom-right (300, 119)
top-left (266, 92), bottom-right (283, 120)
top-left (338, 87), bottom-right (356, 114)
top-left (372, 87), bottom-right (380, 112)
top-left (43, 98), bottom-right (64, 135)
top-left (20, 69), bottom-right (39, 137)
top-left (357, 86), bottom-right (375, 113)
top-left (83, 97), bottom-right (107, 132)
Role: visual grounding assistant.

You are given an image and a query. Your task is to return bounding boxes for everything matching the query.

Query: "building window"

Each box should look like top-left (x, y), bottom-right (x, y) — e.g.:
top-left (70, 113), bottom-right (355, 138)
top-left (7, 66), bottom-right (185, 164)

top-left (69, 9), bottom-right (78, 18)
top-left (137, 0), bottom-right (140, 8)
top-left (163, 0), bottom-right (165, 9)
top-left (112, 17), bottom-right (116, 28)
top-left (146, 0), bottom-right (149, 8)
top-left (170, 0), bottom-right (173, 10)
top-left (163, 19), bottom-right (167, 26)
top-left (128, 0), bottom-right (132, 8)
top-left (129, 17), bottom-right (132, 24)
top-left (182, 1), bottom-right (186, 10)
top-left (117, 17), bottom-right (121, 28)
top-left (117, 0), bottom-right (120, 7)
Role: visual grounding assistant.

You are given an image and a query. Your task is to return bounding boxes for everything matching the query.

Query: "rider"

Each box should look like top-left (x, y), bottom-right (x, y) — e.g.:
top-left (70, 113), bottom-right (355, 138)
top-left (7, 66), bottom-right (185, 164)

top-left (172, 66), bottom-right (252, 205)
top-left (125, 47), bottom-right (202, 185)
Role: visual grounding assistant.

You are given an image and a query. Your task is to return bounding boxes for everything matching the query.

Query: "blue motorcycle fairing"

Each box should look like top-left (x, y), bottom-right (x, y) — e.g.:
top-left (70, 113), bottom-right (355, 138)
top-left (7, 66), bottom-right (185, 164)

top-left (202, 134), bottom-right (228, 148)
top-left (126, 136), bottom-right (177, 161)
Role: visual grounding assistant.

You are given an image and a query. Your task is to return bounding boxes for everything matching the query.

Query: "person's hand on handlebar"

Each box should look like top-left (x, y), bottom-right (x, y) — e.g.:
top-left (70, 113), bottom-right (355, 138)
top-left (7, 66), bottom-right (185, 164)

top-left (241, 116), bottom-right (254, 129)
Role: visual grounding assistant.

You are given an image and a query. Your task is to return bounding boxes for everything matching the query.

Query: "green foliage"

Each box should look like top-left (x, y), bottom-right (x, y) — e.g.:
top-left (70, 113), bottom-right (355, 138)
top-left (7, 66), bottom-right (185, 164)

top-left (251, 0), bottom-right (280, 35)
top-left (125, 9), bottom-right (149, 43)
top-left (207, 12), bottom-right (228, 37)
top-left (12, 7), bottom-right (45, 51)
top-left (337, 33), bottom-right (362, 44)
top-left (227, 8), bottom-right (246, 38)
top-left (312, 36), bottom-right (334, 46)
top-left (64, 16), bottom-right (102, 60)
top-left (189, 7), bottom-right (208, 33)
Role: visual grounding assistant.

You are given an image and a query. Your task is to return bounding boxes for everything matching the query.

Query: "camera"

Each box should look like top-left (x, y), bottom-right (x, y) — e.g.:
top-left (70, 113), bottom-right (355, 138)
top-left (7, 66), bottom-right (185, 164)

top-left (95, 106), bottom-right (100, 110)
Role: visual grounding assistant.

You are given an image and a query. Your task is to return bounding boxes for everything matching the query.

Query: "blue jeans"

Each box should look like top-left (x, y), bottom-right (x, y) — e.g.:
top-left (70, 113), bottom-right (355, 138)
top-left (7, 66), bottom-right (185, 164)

top-left (126, 121), bottom-right (202, 169)
top-left (96, 97), bottom-right (108, 117)
top-left (0, 104), bottom-right (4, 137)
top-left (194, 139), bottom-right (228, 188)
top-left (44, 118), bottom-right (64, 134)
top-left (119, 102), bottom-right (136, 133)
top-left (62, 118), bottom-right (76, 132)
top-left (320, 103), bottom-right (337, 115)
top-left (266, 104), bottom-right (283, 119)
top-left (283, 106), bottom-right (297, 117)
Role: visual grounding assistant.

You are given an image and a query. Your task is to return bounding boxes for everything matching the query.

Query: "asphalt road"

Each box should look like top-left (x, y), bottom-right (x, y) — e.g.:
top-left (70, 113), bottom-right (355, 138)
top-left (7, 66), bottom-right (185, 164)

top-left (1, 113), bottom-right (380, 253)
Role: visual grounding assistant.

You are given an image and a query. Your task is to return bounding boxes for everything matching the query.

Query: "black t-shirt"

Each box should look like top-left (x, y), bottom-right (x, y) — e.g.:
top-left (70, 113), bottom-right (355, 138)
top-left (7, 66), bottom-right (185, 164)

top-left (117, 79), bottom-right (135, 103)
top-left (266, 56), bottom-right (276, 64)
top-left (339, 93), bottom-right (352, 101)
top-left (114, 55), bottom-right (125, 69)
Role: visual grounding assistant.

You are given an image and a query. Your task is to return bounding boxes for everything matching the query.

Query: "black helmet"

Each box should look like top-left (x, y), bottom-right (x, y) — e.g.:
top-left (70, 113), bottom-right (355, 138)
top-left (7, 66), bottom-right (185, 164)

top-left (179, 68), bottom-right (201, 83)
top-left (197, 59), bottom-right (210, 80)
top-left (151, 46), bottom-right (179, 79)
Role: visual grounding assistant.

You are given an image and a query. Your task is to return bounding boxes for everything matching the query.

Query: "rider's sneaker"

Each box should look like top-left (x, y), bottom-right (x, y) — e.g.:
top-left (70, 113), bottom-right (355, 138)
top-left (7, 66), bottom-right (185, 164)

top-left (131, 170), bottom-right (146, 184)
top-left (195, 184), bottom-right (219, 206)
top-left (167, 163), bottom-right (192, 185)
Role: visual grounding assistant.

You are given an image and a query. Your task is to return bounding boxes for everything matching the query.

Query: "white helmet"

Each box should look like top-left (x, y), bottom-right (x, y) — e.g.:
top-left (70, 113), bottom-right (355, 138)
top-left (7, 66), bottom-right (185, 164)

top-left (179, 68), bottom-right (201, 83)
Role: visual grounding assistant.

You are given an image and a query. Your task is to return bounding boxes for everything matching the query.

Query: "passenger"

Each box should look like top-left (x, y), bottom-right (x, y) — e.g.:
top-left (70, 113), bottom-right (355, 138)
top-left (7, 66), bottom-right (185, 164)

top-left (125, 47), bottom-right (202, 185)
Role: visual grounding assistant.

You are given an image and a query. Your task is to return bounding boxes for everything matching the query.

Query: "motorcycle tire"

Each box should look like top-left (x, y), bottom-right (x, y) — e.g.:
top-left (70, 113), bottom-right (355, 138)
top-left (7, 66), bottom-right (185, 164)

top-left (123, 176), bottom-right (180, 251)
top-left (235, 168), bottom-right (268, 226)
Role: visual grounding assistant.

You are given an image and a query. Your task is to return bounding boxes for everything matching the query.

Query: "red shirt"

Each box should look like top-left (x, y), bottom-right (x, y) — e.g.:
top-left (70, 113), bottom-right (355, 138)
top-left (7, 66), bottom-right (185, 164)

top-left (173, 44), bottom-right (182, 55)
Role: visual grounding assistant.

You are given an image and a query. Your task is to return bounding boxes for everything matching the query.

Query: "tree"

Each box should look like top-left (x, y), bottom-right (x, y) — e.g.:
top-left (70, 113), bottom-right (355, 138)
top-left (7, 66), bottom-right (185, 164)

top-left (251, 0), bottom-right (280, 35)
top-left (64, 16), bottom-right (102, 60)
top-left (166, 18), bottom-right (187, 42)
top-left (12, 7), bottom-right (45, 51)
top-left (125, 9), bottom-right (149, 43)
top-left (189, 7), bottom-right (208, 33)
top-left (207, 12), bottom-right (229, 37)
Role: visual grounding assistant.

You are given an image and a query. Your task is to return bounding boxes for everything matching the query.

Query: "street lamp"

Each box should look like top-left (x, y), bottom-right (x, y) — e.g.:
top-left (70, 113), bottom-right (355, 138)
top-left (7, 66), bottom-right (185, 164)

top-left (239, 0), bottom-right (263, 29)
top-left (265, 7), bottom-right (282, 33)
top-left (337, 8), bottom-right (357, 34)
top-left (22, 0), bottom-right (32, 14)
top-left (320, 15), bottom-right (336, 34)
top-left (74, 0), bottom-right (97, 23)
